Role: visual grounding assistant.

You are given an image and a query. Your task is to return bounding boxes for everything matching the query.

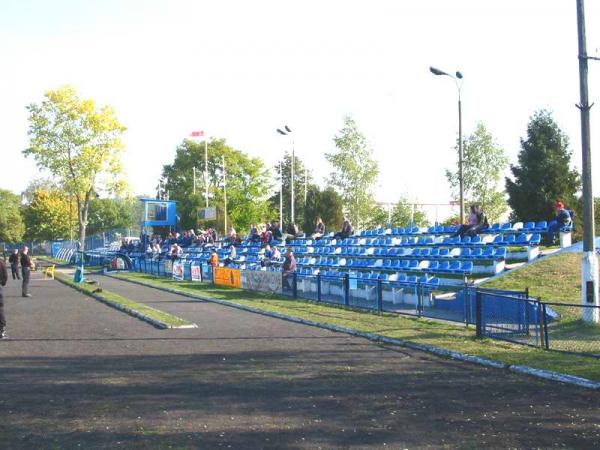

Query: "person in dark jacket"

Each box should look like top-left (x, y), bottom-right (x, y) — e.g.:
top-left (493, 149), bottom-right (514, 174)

top-left (333, 217), bottom-right (353, 240)
top-left (20, 246), bottom-right (33, 298)
top-left (0, 257), bottom-right (8, 338)
top-left (8, 249), bottom-right (20, 280)
top-left (311, 217), bottom-right (325, 239)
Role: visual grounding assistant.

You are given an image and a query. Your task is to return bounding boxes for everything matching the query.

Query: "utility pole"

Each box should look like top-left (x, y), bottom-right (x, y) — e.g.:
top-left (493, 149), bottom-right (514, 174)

top-left (204, 139), bottom-right (209, 208)
top-left (222, 156), bottom-right (227, 235)
top-left (279, 160), bottom-right (283, 227)
top-left (576, 0), bottom-right (599, 322)
top-left (192, 166), bottom-right (196, 195)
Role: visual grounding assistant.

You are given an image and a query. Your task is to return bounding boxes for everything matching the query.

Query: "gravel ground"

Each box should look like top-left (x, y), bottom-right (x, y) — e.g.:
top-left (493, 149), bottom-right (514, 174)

top-left (0, 272), bottom-right (598, 449)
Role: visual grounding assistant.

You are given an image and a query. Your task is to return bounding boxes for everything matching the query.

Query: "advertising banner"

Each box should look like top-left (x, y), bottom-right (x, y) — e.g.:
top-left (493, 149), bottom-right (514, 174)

top-left (202, 264), bottom-right (213, 282)
top-left (191, 264), bottom-right (202, 282)
top-left (214, 267), bottom-right (241, 288)
top-left (241, 270), bottom-right (282, 294)
top-left (172, 261), bottom-right (184, 281)
top-left (164, 259), bottom-right (173, 275)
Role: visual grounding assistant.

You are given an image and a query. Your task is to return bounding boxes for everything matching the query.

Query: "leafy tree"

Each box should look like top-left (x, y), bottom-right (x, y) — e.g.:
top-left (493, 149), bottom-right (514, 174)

top-left (302, 186), bottom-right (344, 233)
top-left (326, 115), bottom-right (379, 230)
top-left (24, 85), bottom-right (127, 247)
top-left (506, 110), bottom-right (580, 221)
top-left (87, 197), bottom-right (140, 236)
top-left (23, 189), bottom-right (77, 241)
top-left (269, 152), bottom-right (312, 230)
top-left (0, 189), bottom-right (25, 243)
top-left (390, 199), bottom-right (429, 228)
top-left (22, 177), bottom-right (59, 204)
top-left (446, 122), bottom-right (509, 223)
top-left (364, 204), bottom-right (390, 229)
top-left (161, 138), bottom-right (271, 232)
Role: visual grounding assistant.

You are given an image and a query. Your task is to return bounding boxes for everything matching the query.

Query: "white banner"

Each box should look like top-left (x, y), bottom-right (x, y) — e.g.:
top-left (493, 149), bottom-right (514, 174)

top-left (241, 270), bottom-right (282, 294)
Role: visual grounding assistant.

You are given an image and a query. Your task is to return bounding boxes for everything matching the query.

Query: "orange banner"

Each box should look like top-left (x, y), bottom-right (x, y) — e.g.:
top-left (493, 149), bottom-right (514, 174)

top-left (214, 267), bottom-right (241, 288)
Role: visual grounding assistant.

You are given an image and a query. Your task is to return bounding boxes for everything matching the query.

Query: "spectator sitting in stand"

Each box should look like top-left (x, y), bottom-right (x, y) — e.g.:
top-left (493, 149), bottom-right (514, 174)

top-left (546, 200), bottom-right (573, 245)
top-left (453, 205), bottom-right (488, 238)
top-left (333, 216), bottom-right (353, 240)
top-left (152, 243), bottom-right (161, 257)
top-left (285, 222), bottom-right (298, 243)
top-left (226, 227), bottom-right (237, 244)
top-left (260, 225), bottom-right (272, 245)
top-left (261, 244), bottom-right (274, 267)
top-left (208, 248), bottom-right (219, 267)
top-left (170, 243), bottom-right (183, 261)
top-left (270, 221), bottom-right (283, 242)
top-left (311, 217), bottom-right (325, 239)
top-left (224, 245), bottom-right (237, 266)
top-left (249, 224), bottom-right (260, 242)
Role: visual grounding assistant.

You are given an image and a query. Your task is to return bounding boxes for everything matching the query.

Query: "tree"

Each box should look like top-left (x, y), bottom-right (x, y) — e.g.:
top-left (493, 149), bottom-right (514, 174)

top-left (390, 199), bottom-right (429, 228)
top-left (506, 110), bottom-right (580, 221)
top-left (302, 186), bottom-right (344, 233)
top-left (326, 115), bottom-right (379, 230)
top-left (24, 85), bottom-right (127, 248)
top-left (269, 152), bottom-right (313, 230)
top-left (87, 197), bottom-right (141, 236)
top-left (22, 189), bottom-right (76, 241)
top-left (446, 122), bottom-right (509, 223)
top-left (161, 138), bottom-right (271, 232)
top-left (0, 189), bottom-right (25, 243)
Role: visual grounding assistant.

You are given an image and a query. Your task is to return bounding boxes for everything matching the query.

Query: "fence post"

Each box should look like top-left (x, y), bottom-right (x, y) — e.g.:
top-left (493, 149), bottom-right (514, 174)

top-left (541, 302), bottom-right (550, 350)
top-left (292, 272), bottom-right (297, 298)
top-left (344, 274), bottom-right (350, 307)
top-left (416, 280), bottom-right (422, 316)
top-left (376, 279), bottom-right (383, 312)
top-left (536, 297), bottom-right (546, 348)
top-left (475, 289), bottom-right (482, 337)
top-left (464, 284), bottom-right (471, 325)
top-left (317, 273), bottom-right (321, 302)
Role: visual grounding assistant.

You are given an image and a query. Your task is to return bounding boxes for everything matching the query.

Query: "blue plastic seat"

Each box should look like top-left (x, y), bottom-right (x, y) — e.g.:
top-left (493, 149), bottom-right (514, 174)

top-left (420, 248), bottom-right (431, 258)
top-left (449, 261), bottom-right (461, 272)
top-left (428, 260), bottom-right (440, 271)
top-left (471, 235), bottom-right (482, 245)
top-left (407, 260), bottom-right (419, 270)
top-left (399, 260), bottom-right (410, 269)
top-left (460, 261), bottom-right (473, 273)
top-left (437, 261), bottom-right (451, 272)
top-left (470, 247), bottom-right (483, 259)
top-left (530, 234), bottom-right (542, 245)
top-left (460, 248), bottom-right (471, 258)
top-left (429, 248), bottom-right (440, 258)
top-left (383, 259), bottom-right (392, 268)
top-left (535, 221), bottom-right (548, 231)
top-left (493, 235), bottom-right (503, 245)
top-left (500, 223), bottom-right (512, 231)
top-left (516, 233), bottom-right (529, 245)
top-left (503, 235), bottom-right (516, 245)
top-left (406, 275), bottom-right (418, 284)
top-left (439, 248), bottom-right (450, 257)
top-left (494, 248), bottom-right (507, 259)
top-left (524, 221), bottom-right (535, 230)
top-left (461, 236), bottom-right (471, 245)
top-left (490, 223), bottom-right (501, 232)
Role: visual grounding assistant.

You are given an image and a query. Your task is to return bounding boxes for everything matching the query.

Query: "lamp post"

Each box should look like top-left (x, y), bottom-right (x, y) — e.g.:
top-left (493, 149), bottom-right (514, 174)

top-left (277, 125), bottom-right (295, 224)
top-left (575, 0), bottom-right (599, 322)
top-left (430, 66), bottom-right (465, 224)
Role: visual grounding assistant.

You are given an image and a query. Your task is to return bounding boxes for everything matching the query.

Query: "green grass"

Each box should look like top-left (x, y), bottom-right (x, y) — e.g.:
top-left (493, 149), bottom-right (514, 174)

top-left (483, 252), bottom-right (583, 303)
top-left (113, 271), bottom-right (600, 382)
top-left (55, 273), bottom-right (193, 328)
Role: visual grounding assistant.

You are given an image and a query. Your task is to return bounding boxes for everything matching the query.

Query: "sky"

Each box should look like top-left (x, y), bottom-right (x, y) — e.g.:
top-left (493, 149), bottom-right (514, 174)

top-left (1, 0), bottom-right (599, 222)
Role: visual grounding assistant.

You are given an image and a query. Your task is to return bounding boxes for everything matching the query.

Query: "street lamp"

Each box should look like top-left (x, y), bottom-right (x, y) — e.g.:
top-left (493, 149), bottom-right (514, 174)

top-left (277, 125), bottom-right (295, 224)
top-left (430, 66), bottom-right (465, 224)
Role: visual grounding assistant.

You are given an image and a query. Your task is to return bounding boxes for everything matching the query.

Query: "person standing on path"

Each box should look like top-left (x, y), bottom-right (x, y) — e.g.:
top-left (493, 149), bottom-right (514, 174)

top-left (8, 249), bottom-right (20, 280)
top-left (0, 256), bottom-right (8, 338)
top-left (20, 246), bottom-right (33, 298)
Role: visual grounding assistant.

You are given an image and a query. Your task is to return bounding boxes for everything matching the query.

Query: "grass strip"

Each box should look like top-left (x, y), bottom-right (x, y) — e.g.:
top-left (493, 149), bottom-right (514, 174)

top-left (55, 273), bottom-right (195, 329)
top-left (113, 272), bottom-right (600, 382)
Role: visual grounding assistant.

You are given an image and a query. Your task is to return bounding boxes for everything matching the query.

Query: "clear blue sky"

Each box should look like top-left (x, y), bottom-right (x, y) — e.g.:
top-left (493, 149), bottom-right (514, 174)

top-left (1, 0), bottom-right (599, 220)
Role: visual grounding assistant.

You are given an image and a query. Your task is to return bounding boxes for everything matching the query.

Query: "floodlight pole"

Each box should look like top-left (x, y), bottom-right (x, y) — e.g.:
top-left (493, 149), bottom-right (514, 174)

top-left (277, 126), bottom-right (295, 224)
top-left (204, 139), bottom-right (209, 208)
top-left (279, 160), bottom-right (283, 226)
top-left (222, 155), bottom-right (227, 235)
top-left (576, 0), bottom-right (599, 322)
top-left (430, 66), bottom-right (465, 224)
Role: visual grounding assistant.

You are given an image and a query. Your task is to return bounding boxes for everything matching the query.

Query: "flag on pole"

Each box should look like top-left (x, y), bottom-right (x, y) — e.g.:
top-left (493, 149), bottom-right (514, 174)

top-left (190, 130), bottom-right (205, 137)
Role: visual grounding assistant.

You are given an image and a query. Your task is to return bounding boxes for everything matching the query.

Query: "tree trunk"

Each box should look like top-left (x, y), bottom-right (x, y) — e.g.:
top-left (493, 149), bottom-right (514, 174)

top-left (77, 193), bottom-right (90, 251)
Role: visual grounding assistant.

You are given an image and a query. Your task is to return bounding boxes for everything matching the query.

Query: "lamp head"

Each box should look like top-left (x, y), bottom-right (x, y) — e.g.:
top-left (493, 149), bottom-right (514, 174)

top-left (455, 71), bottom-right (463, 79)
top-left (284, 125), bottom-right (292, 133)
top-left (429, 66), bottom-right (448, 76)
top-left (276, 129), bottom-right (287, 135)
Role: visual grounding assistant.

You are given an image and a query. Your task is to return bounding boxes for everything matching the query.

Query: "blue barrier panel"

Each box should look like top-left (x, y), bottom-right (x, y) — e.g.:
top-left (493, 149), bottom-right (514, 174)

top-left (295, 274), bottom-right (319, 301)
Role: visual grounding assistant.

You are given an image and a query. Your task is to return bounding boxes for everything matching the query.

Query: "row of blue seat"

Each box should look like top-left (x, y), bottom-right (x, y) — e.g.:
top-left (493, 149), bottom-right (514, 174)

top-left (298, 269), bottom-right (441, 287)
top-left (296, 257), bottom-right (473, 274)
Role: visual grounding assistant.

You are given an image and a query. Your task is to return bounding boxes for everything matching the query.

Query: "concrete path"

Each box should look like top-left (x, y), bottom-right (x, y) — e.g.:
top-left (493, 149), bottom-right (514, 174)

top-left (0, 272), bottom-right (599, 449)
